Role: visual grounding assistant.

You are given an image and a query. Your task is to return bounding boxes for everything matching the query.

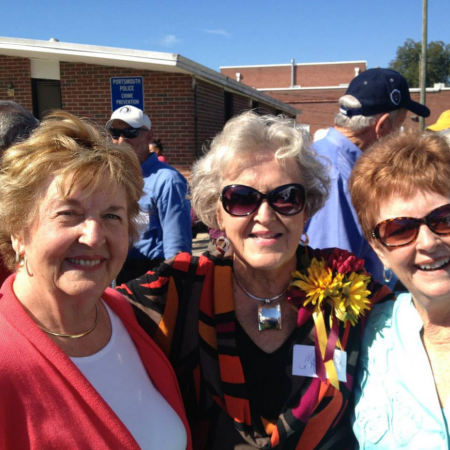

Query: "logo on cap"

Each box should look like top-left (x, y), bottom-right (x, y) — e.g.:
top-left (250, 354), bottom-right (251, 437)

top-left (120, 106), bottom-right (132, 114)
top-left (390, 89), bottom-right (401, 106)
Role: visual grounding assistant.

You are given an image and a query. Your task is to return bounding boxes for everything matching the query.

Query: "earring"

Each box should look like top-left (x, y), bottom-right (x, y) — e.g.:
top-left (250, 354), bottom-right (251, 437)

top-left (300, 231), bottom-right (309, 246)
top-left (383, 267), bottom-right (392, 284)
top-left (24, 255), bottom-right (33, 277)
top-left (15, 250), bottom-right (25, 268)
top-left (215, 235), bottom-right (231, 255)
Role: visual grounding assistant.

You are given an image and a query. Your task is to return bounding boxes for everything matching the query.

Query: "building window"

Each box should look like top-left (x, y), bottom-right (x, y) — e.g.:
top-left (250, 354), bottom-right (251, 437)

top-left (224, 91), bottom-right (233, 121)
top-left (32, 79), bottom-right (62, 120)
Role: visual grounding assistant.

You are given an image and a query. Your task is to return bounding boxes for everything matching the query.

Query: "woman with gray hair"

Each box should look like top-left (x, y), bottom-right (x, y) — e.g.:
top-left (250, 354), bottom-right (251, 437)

top-left (118, 111), bottom-right (390, 449)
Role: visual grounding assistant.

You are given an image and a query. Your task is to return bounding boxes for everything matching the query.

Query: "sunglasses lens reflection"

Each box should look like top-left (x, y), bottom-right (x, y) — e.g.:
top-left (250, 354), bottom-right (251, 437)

top-left (270, 185), bottom-right (305, 215)
top-left (430, 205), bottom-right (450, 234)
top-left (223, 186), bottom-right (259, 216)
top-left (381, 219), bottom-right (419, 246)
top-left (109, 128), bottom-right (140, 139)
top-left (377, 204), bottom-right (450, 247)
top-left (222, 184), bottom-right (305, 217)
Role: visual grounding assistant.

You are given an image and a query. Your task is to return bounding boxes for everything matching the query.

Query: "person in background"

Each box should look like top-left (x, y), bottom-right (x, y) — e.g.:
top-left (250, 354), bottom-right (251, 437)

top-left (0, 100), bottom-right (39, 152)
top-left (149, 139), bottom-right (168, 163)
top-left (117, 111), bottom-right (391, 449)
top-left (0, 100), bottom-right (39, 285)
top-left (349, 131), bottom-right (450, 448)
top-left (427, 109), bottom-right (450, 144)
top-left (0, 111), bottom-right (191, 449)
top-left (106, 105), bottom-right (192, 283)
top-left (305, 68), bottom-right (430, 287)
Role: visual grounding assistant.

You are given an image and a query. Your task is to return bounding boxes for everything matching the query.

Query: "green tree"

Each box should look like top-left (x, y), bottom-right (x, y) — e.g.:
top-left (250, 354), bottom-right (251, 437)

top-left (389, 38), bottom-right (450, 87)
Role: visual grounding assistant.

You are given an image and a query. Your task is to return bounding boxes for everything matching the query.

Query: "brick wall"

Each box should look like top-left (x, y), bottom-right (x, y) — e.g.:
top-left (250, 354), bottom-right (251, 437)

top-left (410, 90), bottom-right (450, 129)
top-left (60, 62), bottom-right (196, 174)
top-left (221, 62), bottom-right (367, 89)
top-left (2, 55), bottom-right (281, 178)
top-left (295, 63), bottom-right (366, 87)
top-left (0, 55), bottom-right (33, 111)
top-left (195, 79), bottom-right (225, 158)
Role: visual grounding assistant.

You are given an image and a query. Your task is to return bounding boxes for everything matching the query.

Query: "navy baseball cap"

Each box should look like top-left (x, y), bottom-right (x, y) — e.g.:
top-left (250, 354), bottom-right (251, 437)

top-left (341, 68), bottom-right (430, 118)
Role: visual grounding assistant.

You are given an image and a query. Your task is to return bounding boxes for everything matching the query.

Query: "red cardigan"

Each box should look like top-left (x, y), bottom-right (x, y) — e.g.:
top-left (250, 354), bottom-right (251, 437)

top-left (0, 275), bottom-right (192, 449)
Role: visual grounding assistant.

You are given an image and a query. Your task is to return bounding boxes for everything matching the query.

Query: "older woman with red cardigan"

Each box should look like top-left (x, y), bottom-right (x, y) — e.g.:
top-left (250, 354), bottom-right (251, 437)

top-left (0, 111), bottom-right (191, 449)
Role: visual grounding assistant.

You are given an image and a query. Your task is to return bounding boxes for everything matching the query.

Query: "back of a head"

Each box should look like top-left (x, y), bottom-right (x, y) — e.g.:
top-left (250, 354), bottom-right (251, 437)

top-left (335, 68), bottom-right (430, 131)
top-left (0, 100), bottom-right (39, 151)
top-left (0, 110), bottom-right (144, 269)
top-left (349, 130), bottom-right (450, 239)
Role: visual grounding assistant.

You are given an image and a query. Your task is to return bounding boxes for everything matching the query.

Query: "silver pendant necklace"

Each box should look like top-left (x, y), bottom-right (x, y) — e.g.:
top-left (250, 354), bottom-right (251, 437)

top-left (233, 275), bottom-right (287, 331)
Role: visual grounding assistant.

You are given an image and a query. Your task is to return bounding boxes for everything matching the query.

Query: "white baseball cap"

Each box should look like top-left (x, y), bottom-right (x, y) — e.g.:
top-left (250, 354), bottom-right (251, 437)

top-left (106, 105), bottom-right (151, 130)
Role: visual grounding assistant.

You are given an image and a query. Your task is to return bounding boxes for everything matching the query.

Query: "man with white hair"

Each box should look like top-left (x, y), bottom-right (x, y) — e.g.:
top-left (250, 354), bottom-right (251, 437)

top-left (107, 105), bottom-right (192, 283)
top-left (305, 68), bottom-right (430, 286)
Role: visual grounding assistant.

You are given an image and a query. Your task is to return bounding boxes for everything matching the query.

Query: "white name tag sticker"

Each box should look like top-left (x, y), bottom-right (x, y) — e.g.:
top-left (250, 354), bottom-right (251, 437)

top-left (292, 344), bottom-right (347, 382)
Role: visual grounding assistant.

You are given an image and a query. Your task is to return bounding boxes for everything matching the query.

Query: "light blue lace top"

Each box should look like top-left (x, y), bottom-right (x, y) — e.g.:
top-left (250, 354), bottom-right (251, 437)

top-left (352, 293), bottom-right (449, 449)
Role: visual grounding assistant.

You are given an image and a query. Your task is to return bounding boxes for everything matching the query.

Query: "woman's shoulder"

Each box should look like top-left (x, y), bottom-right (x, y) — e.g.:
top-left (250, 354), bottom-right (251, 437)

top-left (114, 252), bottom-right (222, 307)
top-left (365, 293), bottom-right (411, 337)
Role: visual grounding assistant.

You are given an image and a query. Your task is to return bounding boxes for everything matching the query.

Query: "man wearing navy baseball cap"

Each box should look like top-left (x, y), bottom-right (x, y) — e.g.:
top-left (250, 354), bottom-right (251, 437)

top-left (305, 68), bottom-right (430, 287)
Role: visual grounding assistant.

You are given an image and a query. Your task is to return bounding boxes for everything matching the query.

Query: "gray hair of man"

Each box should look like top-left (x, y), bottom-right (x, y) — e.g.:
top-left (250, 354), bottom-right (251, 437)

top-left (0, 101), bottom-right (39, 151)
top-left (190, 111), bottom-right (330, 230)
top-left (334, 95), bottom-right (405, 131)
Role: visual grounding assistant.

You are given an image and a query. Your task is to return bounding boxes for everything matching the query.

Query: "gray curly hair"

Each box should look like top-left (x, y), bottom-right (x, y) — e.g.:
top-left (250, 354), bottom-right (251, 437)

top-left (190, 111), bottom-right (330, 229)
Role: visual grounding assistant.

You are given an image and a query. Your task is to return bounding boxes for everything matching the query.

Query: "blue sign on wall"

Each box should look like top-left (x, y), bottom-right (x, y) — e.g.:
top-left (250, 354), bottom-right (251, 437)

top-left (110, 77), bottom-right (144, 111)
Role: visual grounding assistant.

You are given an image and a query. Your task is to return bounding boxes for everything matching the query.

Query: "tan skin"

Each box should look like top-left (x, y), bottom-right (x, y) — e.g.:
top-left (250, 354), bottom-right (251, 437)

top-left (371, 191), bottom-right (450, 407)
top-left (216, 151), bottom-right (306, 353)
top-left (11, 177), bottom-right (130, 357)
top-left (336, 109), bottom-right (407, 151)
top-left (421, 321), bottom-right (450, 408)
top-left (110, 119), bottom-right (153, 164)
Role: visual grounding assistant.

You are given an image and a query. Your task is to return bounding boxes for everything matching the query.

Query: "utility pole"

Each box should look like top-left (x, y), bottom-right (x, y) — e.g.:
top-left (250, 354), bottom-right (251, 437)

top-left (419, 0), bottom-right (428, 131)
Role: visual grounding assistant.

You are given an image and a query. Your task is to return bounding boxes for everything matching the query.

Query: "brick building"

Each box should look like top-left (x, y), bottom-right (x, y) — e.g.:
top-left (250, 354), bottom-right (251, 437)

top-left (221, 60), bottom-right (450, 134)
top-left (0, 37), bottom-right (298, 176)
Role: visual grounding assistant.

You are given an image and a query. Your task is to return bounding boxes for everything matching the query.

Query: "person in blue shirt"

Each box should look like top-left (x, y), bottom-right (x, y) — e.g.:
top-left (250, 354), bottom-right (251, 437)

top-left (107, 105), bottom-right (192, 283)
top-left (305, 68), bottom-right (429, 287)
top-left (349, 130), bottom-right (450, 448)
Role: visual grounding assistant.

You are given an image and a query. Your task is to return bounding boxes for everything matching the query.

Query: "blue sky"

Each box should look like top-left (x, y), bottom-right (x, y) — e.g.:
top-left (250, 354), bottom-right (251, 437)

top-left (3, 0), bottom-right (449, 71)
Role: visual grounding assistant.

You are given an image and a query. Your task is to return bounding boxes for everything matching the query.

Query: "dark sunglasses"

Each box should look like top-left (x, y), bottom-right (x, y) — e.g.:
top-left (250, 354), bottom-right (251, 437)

top-left (108, 127), bottom-right (142, 139)
top-left (372, 203), bottom-right (450, 247)
top-left (220, 183), bottom-right (306, 217)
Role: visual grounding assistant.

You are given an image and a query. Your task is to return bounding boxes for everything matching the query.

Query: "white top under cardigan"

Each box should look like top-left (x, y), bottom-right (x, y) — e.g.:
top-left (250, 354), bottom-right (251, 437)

top-left (72, 302), bottom-right (187, 450)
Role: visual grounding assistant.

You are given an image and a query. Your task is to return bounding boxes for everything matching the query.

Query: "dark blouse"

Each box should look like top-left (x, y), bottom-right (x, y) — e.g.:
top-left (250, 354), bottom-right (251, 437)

top-left (116, 248), bottom-right (392, 449)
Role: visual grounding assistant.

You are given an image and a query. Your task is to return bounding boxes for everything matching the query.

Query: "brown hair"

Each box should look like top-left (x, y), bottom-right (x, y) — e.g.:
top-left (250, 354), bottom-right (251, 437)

top-left (0, 110), bottom-right (143, 269)
top-left (349, 130), bottom-right (450, 240)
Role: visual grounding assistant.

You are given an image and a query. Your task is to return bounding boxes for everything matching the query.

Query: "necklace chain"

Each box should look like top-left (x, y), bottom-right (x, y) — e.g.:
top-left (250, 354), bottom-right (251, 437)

top-left (233, 275), bottom-right (288, 304)
top-left (38, 304), bottom-right (99, 339)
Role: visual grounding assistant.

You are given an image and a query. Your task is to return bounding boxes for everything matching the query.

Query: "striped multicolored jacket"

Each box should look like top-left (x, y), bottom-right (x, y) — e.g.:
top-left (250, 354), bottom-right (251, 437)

top-left (116, 247), bottom-right (392, 449)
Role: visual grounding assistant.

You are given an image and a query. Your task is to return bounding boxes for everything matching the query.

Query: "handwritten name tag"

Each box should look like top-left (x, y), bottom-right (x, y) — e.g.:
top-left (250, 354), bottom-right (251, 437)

top-left (292, 344), bottom-right (347, 382)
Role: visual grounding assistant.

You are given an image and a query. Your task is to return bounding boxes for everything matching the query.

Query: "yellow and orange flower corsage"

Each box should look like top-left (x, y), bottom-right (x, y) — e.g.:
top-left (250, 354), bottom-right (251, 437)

top-left (287, 248), bottom-right (372, 389)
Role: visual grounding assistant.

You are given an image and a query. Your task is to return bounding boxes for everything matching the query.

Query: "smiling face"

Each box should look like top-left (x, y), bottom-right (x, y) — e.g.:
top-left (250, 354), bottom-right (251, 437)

top-left (12, 175), bottom-right (130, 304)
top-left (371, 190), bottom-right (450, 318)
top-left (217, 151), bottom-right (306, 278)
